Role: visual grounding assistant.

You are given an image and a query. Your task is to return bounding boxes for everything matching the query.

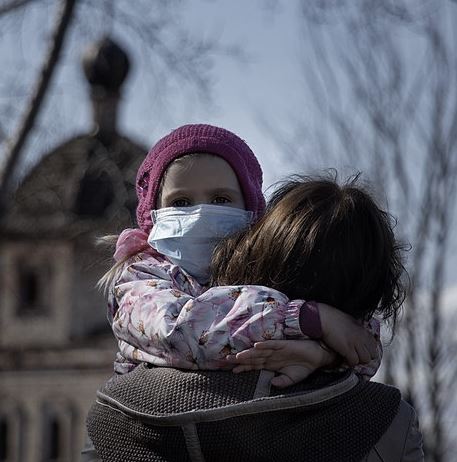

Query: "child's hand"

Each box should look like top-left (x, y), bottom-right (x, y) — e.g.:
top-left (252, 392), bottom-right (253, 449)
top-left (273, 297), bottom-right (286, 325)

top-left (318, 303), bottom-right (378, 366)
top-left (225, 339), bottom-right (337, 388)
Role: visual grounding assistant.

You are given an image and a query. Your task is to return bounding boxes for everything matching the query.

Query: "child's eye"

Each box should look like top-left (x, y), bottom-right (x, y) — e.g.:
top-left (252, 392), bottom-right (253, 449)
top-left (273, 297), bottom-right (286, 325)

top-left (171, 198), bottom-right (191, 207)
top-left (212, 196), bottom-right (231, 204)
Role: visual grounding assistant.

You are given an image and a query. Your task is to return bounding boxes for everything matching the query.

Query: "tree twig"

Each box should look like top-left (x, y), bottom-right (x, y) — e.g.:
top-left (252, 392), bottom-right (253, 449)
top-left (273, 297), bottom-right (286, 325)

top-left (0, 0), bottom-right (76, 212)
top-left (0, 0), bottom-right (36, 16)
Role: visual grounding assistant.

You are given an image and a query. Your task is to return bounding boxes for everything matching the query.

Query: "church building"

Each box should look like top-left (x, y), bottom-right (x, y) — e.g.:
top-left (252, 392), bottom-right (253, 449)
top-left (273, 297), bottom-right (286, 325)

top-left (0, 38), bottom-right (146, 462)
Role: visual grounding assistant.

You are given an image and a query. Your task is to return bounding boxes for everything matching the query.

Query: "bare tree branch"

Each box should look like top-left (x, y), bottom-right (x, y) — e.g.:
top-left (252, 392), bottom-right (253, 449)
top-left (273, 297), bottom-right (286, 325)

top-left (293, 3), bottom-right (457, 458)
top-left (0, 0), bottom-right (76, 210)
top-left (0, 0), bottom-right (36, 16)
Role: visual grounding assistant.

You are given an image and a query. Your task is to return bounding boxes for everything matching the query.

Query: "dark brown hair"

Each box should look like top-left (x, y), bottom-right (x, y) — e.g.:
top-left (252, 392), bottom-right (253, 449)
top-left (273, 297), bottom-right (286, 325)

top-left (211, 175), bottom-right (407, 327)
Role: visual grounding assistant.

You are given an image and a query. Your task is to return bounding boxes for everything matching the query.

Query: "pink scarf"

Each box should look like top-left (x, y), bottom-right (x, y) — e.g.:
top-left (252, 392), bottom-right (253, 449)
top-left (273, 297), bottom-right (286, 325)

top-left (114, 228), bottom-right (152, 262)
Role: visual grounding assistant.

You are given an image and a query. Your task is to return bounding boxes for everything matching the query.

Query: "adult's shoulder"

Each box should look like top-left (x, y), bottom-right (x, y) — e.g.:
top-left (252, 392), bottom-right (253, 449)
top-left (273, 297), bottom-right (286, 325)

top-left (366, 398), bottom-right (424, 462)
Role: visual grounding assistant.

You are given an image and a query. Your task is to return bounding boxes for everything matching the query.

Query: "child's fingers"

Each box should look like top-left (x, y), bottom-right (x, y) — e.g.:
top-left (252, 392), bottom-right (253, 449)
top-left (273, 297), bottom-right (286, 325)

top-left (365, 344), bottom-right (378, 363)
top-left (357, 337), bottom-right (378, 364)
top-left (359, 331), bottom-right (378, 358)
top-left (225, 349), bottom-right (258, 362)
top-left (253, 341), bottom-right (286, 350)
top-left (367, 340), bottom-right (378, 360)
top-left (226, 353), bottom-right (268, 367)
top-left (235, 349), bottom-right (274, 361)
top-left (364, 343), bottom-right (377, 362)
top-left (355, 343), bottom-right (371, 365)
top-left (238, 358), bottom-right (267, 367)
top-left (345, 349), bottom-right (359, 367)
top-left (232, 365), bottom-right (250, 373)
top-left (270, 374), bottom-right (294, 388)
top-left (270, 364), bottom-right (315, 388)
top-left (232, 364), bottom-right (264, 373)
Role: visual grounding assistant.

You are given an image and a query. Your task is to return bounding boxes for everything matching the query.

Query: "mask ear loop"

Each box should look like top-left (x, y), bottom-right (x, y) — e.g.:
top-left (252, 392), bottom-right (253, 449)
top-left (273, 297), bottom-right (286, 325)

top-left (151, 209), bottom-right (159, 226)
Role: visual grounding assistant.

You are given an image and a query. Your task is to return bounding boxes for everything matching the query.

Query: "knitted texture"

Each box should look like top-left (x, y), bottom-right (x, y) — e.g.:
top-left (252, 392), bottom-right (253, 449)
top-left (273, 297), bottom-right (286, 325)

top-left (88, 404), bottom-right (190, 462)
top-left (87, 365), bottom-right (401, 462)
top-left (136, 124), bottom-right (265, 232)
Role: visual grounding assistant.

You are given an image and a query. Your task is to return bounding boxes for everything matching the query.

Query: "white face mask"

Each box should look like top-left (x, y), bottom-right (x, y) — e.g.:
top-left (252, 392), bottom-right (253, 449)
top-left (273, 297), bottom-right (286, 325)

top-left (147, 204), bottom-right (253, 284)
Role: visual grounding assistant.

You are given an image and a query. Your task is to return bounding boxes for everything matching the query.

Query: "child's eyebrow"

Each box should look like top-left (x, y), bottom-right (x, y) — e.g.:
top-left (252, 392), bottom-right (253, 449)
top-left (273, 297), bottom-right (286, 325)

top-left (163, 188), bottom-right (242, 196)
top-left (208, 188), bottom-right (243, 196)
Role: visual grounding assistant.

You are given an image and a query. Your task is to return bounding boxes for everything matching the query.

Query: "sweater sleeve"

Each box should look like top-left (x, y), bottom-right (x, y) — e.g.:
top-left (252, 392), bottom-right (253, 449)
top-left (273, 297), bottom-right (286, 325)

top-left (110, 255), bottom-right (321, 372)
top-left (401, 407), bottom-right (425, 462)
top-left (370, 400), bottom-right (424, 462)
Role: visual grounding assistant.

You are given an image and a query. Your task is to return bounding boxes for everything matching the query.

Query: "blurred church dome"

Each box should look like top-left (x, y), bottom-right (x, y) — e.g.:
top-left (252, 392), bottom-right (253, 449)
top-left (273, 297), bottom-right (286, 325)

top-left (2, 37), bottom-right (146, 238)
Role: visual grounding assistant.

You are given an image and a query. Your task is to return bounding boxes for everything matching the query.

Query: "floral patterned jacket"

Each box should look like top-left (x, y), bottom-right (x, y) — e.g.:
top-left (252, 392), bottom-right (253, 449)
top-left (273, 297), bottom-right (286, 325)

top-left (109, 252), bottom-right (381, 378)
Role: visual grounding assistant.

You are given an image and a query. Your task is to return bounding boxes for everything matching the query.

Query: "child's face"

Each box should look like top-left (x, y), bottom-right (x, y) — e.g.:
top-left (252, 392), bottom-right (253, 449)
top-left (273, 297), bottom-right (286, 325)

top-left (158, 154), bottom-right (245, 209)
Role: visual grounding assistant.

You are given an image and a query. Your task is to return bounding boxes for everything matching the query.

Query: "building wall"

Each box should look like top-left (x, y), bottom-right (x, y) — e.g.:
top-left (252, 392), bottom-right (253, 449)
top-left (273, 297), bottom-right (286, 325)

top-left (0, 241), bottom-right (73, 349)
top-left (1, 366), bottom-right (114, 462)
top-left (70, 238), bottom-right (113, 339)
top-left (0, 237), bottom-right (116, 461)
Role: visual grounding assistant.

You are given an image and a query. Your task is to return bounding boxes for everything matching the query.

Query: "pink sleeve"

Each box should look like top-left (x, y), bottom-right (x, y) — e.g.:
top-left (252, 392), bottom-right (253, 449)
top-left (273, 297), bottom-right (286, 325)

top-left (297, 300), bottom-right (322, 338)
top-left (352, 318), bottom-right (383, 380)
top-left (110, 256), bottom-right (317, 372)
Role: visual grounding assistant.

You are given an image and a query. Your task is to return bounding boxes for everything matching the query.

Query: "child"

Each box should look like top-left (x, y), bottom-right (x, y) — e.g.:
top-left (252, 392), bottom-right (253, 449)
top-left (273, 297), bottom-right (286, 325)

top-left (104, 124), bottom-right (379, 383)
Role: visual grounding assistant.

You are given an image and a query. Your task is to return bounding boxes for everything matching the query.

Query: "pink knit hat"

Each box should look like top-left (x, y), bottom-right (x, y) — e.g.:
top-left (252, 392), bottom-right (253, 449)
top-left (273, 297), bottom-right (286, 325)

top-left (136, 124), bottom-right (266, 233)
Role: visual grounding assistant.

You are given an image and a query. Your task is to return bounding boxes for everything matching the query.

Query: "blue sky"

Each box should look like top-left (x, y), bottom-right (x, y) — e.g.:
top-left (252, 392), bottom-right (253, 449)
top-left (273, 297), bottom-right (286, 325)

top-left (115, 0), bottom-right (309, 188)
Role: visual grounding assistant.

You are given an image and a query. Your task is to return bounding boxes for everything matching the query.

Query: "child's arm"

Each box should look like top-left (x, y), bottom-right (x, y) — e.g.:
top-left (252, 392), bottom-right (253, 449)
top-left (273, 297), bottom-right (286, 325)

top-left (111, 254), bottom-right (318, 371)
top-left (225, 318), bottom-right (382, 384)
top-left (318, 303), bottom-right (379, 367)
top-left (227, 340), bottom-right (337, 388)
top-left (111, 254), bottom-right (377, 373)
